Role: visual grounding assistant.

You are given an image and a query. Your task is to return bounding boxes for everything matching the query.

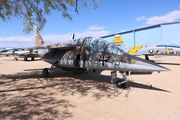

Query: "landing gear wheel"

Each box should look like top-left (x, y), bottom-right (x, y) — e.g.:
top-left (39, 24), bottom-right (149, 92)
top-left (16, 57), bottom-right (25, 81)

top-left (42, 68), bottom-right (49, 77)
top-left (31, 57), bottom-right (34, 61)
top-left (116, 80), bottom-right (129, 88)
top-left (24, 57), bottom-right (28, 61)
top-left (124, 82), bottom-right (129, 88)
top-left (145, 55), bottom-right (149, 60)
top-left (116, 80), bottom-right (122, 88)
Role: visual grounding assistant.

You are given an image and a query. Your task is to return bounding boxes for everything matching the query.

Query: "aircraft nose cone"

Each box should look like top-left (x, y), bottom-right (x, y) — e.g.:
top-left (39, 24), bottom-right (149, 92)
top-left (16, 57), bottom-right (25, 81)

top-left (135, 60), bottom-right (170, 72)
top-left (123, 53), bottom-right (170, 72)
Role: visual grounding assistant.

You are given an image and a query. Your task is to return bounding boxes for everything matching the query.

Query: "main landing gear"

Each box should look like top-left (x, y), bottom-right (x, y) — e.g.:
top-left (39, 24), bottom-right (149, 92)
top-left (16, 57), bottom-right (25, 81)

top-left (24, 57), bottom-right (28, 61)
top-left (42, 68), bottom-right (49, 77)
top-left (111, 71), bottom-right (129, 88)
top-left (31, 57), bottom-right (35, 61)
top-left (23, 57), bottom-right (35, 61)
top-left (14, 58), bottom-right (18, 61)
top-left (145, 55), bottom-right (149, 60)
top-left (111, 71), bottom-right (129, 98)
top-left (116, 72), bottom-right (129, 88)
top-left (42, 62), bottom-right (57, 77)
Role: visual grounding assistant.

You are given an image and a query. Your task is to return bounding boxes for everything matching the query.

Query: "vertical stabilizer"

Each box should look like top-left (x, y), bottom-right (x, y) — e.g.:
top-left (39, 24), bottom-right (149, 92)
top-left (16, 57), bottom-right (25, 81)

top-left (71, 34), bottom-right (75, 40)
top-left (114, 35), bottom-right (143, 54)
top-left (68, 34), bottom-right (75, 44)
top-left (114, 34), bottom-right (128, 51)
top-left (34, 26), bottom-right (45, 46)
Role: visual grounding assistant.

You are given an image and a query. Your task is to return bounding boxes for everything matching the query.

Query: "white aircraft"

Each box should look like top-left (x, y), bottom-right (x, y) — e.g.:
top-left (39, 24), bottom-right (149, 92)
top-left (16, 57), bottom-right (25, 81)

top-left (0, 27), bottom-right (47, 61)
top-left (113, 34), bottom-right (180, 60)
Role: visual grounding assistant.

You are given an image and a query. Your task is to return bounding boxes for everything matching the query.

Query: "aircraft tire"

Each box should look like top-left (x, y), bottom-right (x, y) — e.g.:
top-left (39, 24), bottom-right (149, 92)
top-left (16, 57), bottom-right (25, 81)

top-left (116, 80), bottom-right (123, 88)
top-left (31, 57), bottom-right (35, 61)
top-left (42, 68), bottom-right (49, 77)
top-left (24, 57), bottom-right (28, 61)
top-left (116, 80), bottom-right (129, 88)
top-left (124, 82), bottom-right (129, 88)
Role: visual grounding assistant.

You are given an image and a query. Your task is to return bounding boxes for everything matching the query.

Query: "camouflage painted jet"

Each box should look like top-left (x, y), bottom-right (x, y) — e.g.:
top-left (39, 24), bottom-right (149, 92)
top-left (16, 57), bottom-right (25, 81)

top-left (22, 29), bottom-right (169, 87)
top-left (113, 34), bottom-right (180, 60)
top-left (40, 36), bottom-right (169, 88)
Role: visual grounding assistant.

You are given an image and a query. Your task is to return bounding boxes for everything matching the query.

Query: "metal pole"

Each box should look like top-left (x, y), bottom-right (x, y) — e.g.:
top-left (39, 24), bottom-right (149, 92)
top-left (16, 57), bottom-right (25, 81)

top-left (114, 84), bottom-right (116, 98)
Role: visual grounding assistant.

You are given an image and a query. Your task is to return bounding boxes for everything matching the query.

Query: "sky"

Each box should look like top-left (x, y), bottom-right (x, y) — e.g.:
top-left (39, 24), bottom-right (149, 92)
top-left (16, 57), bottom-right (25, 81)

top-left (1, 0), bottom-right (180, 48)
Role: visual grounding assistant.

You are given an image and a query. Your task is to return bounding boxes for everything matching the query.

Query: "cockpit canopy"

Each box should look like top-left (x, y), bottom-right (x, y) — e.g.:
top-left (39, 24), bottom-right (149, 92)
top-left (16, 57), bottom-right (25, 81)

top-left (73, 37), bottom-right (124, 55)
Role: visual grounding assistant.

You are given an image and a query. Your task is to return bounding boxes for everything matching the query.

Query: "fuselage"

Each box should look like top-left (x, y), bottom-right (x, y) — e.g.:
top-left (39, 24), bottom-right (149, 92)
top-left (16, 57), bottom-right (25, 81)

top-left (41, 37), bottom-right (169, 73)
top-left (134, 44), bottom-right (180, 56)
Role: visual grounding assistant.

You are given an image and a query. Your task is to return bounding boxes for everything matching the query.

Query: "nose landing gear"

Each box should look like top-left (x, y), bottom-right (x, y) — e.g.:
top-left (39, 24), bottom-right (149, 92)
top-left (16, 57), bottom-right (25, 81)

top-left (116, 72), bottom-right (129, 88)
top-left (42, 68), bottom-right (49, 77)
top-left (42, 61), bottom-right (57, 77)
top-left (111, 71), bottom-right (130, 98)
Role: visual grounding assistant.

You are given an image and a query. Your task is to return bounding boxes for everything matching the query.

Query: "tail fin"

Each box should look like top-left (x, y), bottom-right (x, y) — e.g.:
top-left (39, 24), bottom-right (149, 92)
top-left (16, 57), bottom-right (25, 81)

top-left (33, 26), bottom-right (45, 46)
top-left (68, 34), bottom-right (75, 44)
top-left (71, 34), bottom-right (75, 40)
top-left (114, 34), bottom-right (128, 51)
top-left (114, 34), bottom-right (143, 54)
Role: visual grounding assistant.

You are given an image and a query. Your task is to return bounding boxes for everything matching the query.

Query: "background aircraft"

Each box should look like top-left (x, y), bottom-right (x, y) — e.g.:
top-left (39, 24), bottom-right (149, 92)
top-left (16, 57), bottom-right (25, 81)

top-left (113, 35), bottom-right (180, 60)
top-left (38, 36), bottom-right (169, 88)
top-left (0, 26), bottom-right (75, 61)
top-left (0, 47), bottom-right (18, 56)
top-left (0, 27), bottom-right (47, 61)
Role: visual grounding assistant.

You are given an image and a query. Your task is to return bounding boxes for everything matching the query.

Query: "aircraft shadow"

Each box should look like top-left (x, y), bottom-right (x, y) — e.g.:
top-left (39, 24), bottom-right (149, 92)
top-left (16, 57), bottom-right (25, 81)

top-left (156, 62), bottom-right (180, 66)
top-left (129, 81), bottom-right (170, 92)
top-left (0, 68), bottom-right (170, 94)
top-left (0, 69), bottom-right (171, 119)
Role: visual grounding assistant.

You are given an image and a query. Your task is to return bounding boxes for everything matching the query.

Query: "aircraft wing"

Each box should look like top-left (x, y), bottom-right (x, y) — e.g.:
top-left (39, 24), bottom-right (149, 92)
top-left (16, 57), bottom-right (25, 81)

top-left (29, 43), bottom-right (76, 50)
top-left (47, 45), bottom-right (76, 52)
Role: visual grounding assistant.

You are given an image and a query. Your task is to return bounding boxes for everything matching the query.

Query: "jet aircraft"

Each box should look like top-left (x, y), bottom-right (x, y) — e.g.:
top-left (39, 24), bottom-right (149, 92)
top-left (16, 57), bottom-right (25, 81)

top-left (112, 34), bottom-right (180, 60)
top-left (0, 26), bottom-right (76, 61)
top-left (21, 28), bottom-right (169, 88)
top-left (39, 36), bottom-right (169, 88)
top-left (0, 26), bottom-right (47, 61)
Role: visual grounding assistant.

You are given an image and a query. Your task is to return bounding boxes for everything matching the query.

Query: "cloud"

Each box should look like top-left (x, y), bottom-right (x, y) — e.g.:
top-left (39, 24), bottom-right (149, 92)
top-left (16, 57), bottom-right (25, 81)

top-left (0, 36), bottom-right (35, 48)
top-left (0, 36), bottom-right (34, 42)
top-left (75, 25), bottom-right (110, 38)
top-left (146, 10), bottom-right (180, 25)
top-left (40, 25), bottom-right (110, 44)
top-left (136, 9), bottom-right (180, 26)
top-left (0, 25), bottom-right (111, 47)
top-left (136, 16), bottom-right (146, 22)
top-left (88, 25), bottom-right (105, 31)
top-left (0, 41), bottom-right (35, 48)
top-left (136, 8), bottom-right (180, 26)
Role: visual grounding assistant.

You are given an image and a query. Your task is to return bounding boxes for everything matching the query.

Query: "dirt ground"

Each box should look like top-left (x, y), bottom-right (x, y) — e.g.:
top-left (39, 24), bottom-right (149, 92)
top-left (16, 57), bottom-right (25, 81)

top-left (0, 56), bottom-right (180, 120)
